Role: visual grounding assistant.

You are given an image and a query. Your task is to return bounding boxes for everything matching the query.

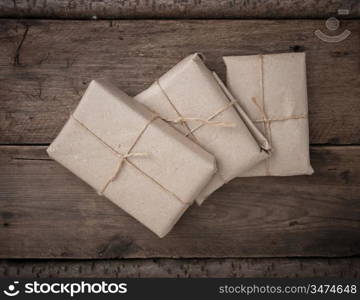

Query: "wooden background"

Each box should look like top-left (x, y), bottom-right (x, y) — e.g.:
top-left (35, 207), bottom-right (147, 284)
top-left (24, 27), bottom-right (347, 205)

top-left (0, 0), bottom-right (359, 277)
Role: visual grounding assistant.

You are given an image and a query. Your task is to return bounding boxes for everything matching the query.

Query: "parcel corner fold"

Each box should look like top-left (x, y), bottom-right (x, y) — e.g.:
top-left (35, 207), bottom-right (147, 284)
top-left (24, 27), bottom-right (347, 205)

top-left (135, 53), bottom-right (270, 205)
top-left (223, 52), bottom-right (314, 176)
top-left (47, 79), bottom-right (217, 238)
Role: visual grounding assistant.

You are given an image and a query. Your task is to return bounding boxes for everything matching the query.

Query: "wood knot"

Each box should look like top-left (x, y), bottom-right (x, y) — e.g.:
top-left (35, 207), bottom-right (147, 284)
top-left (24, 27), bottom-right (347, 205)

top-left (289, 45), bottom-right (305, 52)
top-left (289, 220), bottom-right (299, 227)
top-left (97, 235), bottom-right (140, 258)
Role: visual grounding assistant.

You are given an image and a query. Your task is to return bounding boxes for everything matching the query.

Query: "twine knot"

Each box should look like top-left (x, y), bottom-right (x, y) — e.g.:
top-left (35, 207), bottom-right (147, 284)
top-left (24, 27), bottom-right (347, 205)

top-left (156, 80), bottom-right (237, 139)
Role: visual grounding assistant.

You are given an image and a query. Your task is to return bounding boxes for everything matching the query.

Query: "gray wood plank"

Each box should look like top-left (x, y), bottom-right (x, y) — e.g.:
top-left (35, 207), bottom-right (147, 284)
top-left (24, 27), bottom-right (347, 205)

top-left (0, 145), bottom-right (359, 258)
top-left (0, 20), bottom-right (359, 145)
top-left (0, 0), bottom-right (359, 19)
top-left (1, 258), bottom-right (360, 278)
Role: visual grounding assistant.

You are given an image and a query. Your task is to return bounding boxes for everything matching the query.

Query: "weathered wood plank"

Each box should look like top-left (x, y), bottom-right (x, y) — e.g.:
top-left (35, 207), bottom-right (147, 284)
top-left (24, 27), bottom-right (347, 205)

top-left (0, 20), bottom-right (359, 145)
top-left (0, 145), bottom-right (359, 258)
top-left (0, 0), bottom-right (359, 19)
top-left (1, 258), bottom-right (360, 278)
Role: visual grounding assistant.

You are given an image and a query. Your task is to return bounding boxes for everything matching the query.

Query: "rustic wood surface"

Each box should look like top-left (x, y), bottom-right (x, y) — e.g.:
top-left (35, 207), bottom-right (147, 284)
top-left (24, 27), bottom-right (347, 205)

top-left (0, 16), bottom-right (359, 277)
top-left (1, 145), bottom-right (359, 258)
top-left (1, 258), bottom-right (360, 278)
top-left (0, 20), bottom-right (359, 145)
top-left (0, 0), bottom-right (359, 19)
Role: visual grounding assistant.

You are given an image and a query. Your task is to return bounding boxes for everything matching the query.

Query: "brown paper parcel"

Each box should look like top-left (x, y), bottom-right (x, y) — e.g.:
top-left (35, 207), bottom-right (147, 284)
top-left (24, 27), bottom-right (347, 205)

top-left (135, 53), bottom-right (270, 205)
top-left (47, 80), bottom-right (216, 238)
top-left (223, 52), bottom-right (314, 176)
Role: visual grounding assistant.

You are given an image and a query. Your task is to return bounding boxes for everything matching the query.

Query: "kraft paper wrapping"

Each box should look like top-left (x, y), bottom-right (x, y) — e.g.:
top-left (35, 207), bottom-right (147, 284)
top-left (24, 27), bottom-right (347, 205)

top-left (223, 52), bottom-right (314, 176)
top-left (135, 53), bottom-right (270, 205)
top-left (47, 80), bottom-right (216, 238)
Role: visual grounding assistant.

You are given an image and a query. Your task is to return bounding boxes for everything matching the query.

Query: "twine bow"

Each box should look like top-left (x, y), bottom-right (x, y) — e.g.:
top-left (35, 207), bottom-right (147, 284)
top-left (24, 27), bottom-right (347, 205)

top-left (155, 80), bottom-right (237, 184)
top-left (70, 114), bottom-right (185, 204)
top-left (156, 80), bottom-right (236, 139)
top-left (100, 152), bottom-right (148, 194)
top-left (251, 96), bottom-right (306, 125)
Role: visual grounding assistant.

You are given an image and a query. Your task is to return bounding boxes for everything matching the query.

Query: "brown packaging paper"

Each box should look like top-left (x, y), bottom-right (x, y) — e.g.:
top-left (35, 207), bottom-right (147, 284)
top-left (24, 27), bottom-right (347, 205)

top-left (223, 52), bottom-right (314, 176)
top-left (47, 80), bottom-right (217, 238)
top-left (135, 53), bottom-right (270, 205)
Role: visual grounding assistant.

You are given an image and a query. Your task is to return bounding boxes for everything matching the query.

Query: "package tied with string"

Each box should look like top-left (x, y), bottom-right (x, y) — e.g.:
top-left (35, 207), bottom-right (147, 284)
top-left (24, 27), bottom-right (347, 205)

top-left (135, 53), bottom-right (270, 205)
top-left (223, 52), bottom-right (314, 176)
top-left (47, 80), bottom-right (217, 238)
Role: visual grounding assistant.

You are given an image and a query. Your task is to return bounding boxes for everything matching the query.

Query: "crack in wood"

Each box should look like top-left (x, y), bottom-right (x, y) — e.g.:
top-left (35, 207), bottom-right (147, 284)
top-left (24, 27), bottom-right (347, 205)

top-left (11, 156), bottom-right (52, 161)
top-left (13, 24), bottom-right (30, 67)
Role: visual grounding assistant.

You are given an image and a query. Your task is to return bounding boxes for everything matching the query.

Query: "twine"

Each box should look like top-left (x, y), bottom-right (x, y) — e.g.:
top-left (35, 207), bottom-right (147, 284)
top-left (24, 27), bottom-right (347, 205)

top-left (155, 80), bottom-right (238, 184)
top-left (156, 80), bottom-right (236, 138)
top-left (252, 54), bottom-right (307, 175)
top-left (70, 114), bottom-right (185, 204)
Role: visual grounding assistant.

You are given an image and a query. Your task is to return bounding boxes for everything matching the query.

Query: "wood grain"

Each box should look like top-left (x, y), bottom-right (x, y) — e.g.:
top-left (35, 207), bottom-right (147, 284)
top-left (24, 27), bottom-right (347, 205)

top-left (1, 145), bottom-right (359, 259)
top-left (0, 20), bottom-right (359, 145)
top-left (0, 0), bottom-right (359, 19)
top-left (1, 258), bottom-right (360, 278)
